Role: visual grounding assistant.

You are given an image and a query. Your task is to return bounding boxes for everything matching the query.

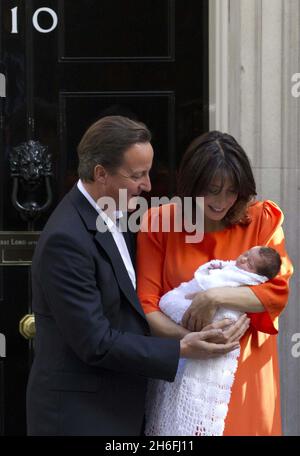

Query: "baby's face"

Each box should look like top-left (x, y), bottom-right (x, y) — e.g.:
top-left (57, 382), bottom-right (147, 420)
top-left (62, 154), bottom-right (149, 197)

top-left (236, 247), bottom-right (262, 273)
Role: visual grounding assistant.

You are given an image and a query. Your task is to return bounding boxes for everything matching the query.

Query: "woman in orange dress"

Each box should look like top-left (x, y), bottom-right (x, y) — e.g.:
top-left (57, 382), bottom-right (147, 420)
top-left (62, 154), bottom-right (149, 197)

top-left (137, 131), bottom-right (293, 436)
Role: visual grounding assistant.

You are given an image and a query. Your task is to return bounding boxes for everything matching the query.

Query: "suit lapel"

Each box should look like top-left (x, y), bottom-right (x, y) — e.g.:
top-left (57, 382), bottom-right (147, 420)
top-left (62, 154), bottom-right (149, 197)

top-left (69, 186), bottom-right (144, 319)
top-left (94, 231), bottom-right (144, 319)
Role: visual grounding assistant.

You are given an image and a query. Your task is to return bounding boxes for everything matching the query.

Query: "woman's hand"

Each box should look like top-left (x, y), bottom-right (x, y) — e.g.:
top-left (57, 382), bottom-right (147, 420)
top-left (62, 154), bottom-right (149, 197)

top-left (182, 289), bottom-right (218, 331)
top-left (182, 286), bottom-right (264, 332)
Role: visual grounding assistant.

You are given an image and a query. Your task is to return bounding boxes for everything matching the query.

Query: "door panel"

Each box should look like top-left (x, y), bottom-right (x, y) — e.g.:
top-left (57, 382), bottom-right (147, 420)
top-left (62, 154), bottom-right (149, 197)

top-left (0, 0), bottom-right (208, 434)
top-left (60, 0), bottom-right (174, 61)
top-left (60, 91), bottom-right (175, 195)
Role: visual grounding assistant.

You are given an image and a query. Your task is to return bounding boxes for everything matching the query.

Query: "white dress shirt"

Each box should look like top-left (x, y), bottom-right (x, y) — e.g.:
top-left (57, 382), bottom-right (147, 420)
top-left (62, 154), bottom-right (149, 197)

top-left (77, 180), bottom-right (136, 289)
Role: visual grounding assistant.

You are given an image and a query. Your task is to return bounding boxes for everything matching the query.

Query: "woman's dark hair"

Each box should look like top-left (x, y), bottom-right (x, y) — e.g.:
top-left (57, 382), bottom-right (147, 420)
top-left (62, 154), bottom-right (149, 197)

top-left (256, 247), bottom-right (282, 280)
top-left (78, 115), bottom-right (151, 181)
top-left (177, 131), bottom-right (257, 225)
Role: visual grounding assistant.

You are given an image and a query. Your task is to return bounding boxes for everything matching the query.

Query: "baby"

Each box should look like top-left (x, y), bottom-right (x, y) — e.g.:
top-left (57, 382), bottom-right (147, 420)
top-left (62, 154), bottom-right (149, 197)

top-left (159, 246), bottom-right (282, 326)
top-left (145, 246), bottom-right (281, 437)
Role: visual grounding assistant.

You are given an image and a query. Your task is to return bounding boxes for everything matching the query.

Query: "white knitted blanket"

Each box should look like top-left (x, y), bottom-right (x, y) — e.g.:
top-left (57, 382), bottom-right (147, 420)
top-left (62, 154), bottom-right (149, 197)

top-left (145, 260), bottom-right (267, 436)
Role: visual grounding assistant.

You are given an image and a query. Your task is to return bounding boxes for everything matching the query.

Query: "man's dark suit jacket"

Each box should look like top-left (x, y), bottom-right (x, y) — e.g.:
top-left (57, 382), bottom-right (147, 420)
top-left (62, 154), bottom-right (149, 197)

top-left (26, 185), bottom-right (180, 436)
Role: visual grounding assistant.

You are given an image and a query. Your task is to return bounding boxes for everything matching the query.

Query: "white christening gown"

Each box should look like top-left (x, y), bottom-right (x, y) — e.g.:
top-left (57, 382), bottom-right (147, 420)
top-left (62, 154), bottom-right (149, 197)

top-left (145, 260), bottom-right (268, 436)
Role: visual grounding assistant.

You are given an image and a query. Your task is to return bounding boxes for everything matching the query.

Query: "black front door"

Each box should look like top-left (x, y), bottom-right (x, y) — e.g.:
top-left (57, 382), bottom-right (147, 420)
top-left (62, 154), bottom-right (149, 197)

top-left (0, 0), bottom-right (209, 435)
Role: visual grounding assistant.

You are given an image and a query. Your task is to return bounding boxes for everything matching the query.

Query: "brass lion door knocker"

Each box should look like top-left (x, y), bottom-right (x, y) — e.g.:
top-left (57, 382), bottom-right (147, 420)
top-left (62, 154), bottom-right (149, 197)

top-left (9, 140), bottom-right (53, 229)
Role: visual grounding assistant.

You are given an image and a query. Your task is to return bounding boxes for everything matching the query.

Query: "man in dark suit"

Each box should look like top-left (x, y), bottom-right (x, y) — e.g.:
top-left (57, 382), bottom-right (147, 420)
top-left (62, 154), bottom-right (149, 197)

top-left (26, 116), bottom-right (248, 435)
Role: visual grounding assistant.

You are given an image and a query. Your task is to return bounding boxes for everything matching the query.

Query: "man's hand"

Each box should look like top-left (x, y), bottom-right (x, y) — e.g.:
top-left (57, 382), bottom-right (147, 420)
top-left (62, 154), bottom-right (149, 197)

top-left (179, 314), bottom-right (250, 359)
top-left (180, 329), bottom-right (239, 359)
top-left (182, 289), bottom-right (217, 331)
top-left (201, 314), bottom-right (250, 343)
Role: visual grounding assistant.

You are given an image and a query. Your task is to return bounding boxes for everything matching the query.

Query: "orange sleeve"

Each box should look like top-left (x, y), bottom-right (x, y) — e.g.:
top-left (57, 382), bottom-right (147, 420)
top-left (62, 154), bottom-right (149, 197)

top-left (136, 207), bottom-right (166, 314)
top-left (248, 200), bottom-right (293, 334)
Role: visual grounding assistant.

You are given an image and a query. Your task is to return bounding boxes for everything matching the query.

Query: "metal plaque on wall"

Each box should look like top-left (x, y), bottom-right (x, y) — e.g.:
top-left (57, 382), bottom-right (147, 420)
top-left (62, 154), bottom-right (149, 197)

top-left (0, 232), bottom-right (41, 266)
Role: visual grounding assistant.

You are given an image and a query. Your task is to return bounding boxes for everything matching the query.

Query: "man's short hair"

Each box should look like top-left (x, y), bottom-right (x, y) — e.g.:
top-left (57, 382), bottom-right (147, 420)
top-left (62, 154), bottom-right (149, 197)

top-left (77, 115), bottom-right (151, 181)
top-left (256, 247), bottom-right (282, 280)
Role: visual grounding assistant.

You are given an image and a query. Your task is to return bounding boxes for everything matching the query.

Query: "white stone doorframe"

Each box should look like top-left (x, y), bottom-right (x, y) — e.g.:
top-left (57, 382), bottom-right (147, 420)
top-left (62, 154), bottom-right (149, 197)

top-left (209, 0), bottom-right (300, 436)
top-left (209, 0), bottom-right (229, 133)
